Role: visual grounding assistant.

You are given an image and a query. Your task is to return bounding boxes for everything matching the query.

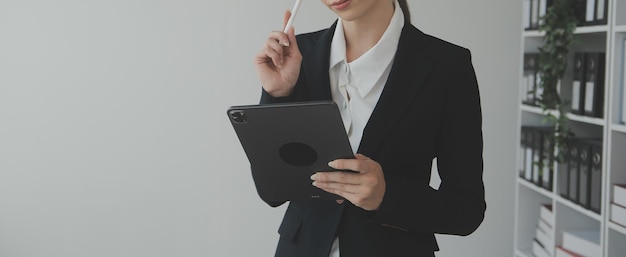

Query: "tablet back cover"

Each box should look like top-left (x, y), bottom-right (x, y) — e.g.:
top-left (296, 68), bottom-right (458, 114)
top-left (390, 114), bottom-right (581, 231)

top-left (227, 101), bottom-right (353, 202)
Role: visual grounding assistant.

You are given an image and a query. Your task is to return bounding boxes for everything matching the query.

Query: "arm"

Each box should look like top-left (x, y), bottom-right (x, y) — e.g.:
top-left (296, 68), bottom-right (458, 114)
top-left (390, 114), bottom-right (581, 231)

top-left (373, 49), bottom-right (486, 236)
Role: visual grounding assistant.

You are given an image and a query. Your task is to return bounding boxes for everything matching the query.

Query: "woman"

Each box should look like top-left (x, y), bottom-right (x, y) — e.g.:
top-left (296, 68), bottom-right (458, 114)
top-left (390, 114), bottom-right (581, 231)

top-left (254, 0), bottom-right (486, 256)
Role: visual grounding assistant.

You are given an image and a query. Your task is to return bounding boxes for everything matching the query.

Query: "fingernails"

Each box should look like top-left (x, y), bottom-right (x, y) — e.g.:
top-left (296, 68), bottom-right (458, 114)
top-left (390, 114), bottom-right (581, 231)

top-left (310, 173), bottom-right (318, 180)
top-left (328, 161), bottom-right (336, 168)
top-left (312, 181), bottom-right (319, 187)
top-left (281, 41), bottom-right (290, 47)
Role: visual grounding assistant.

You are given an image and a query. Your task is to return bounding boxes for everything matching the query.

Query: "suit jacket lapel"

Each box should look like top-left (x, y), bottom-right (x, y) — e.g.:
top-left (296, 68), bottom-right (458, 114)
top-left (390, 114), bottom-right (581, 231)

top-left (358, 25), bottom-right (434, 157)
top-left (301, 22), bottom-right (433, 157)
top-left (301, 22), bottom-right (337, 101)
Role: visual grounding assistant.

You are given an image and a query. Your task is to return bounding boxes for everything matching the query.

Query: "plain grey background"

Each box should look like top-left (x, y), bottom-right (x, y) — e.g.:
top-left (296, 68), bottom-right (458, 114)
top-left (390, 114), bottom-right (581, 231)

top-left (0, 1), bottom-right (520, 256)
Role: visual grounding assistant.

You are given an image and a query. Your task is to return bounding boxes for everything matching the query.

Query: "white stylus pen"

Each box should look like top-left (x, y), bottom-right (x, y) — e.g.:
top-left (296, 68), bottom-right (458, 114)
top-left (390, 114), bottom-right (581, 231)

top-left (283, 0), bottom-right (303, 34)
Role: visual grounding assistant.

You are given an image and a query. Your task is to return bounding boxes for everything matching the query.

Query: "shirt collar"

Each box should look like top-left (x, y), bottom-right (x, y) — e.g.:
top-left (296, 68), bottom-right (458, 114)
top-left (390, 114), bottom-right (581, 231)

top-left (329, 1), bottom-right (405, 97)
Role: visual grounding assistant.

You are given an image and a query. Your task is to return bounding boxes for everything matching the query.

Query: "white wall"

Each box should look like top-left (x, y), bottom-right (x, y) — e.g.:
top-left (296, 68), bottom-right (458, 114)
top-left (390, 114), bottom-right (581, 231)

top-left (0, 1), bottom-right (520, 256)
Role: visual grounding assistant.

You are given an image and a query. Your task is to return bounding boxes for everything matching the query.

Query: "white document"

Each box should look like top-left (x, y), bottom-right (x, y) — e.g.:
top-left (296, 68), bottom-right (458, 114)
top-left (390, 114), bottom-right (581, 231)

top-left (585, 81), bottom-right (595, 113)
top-left (555, 246), bottom-right (583, 257)
top-left (539, 0), bottom-right (547, 25)
top-left (572, 81), bottom-right (581, 112)
top-left (562, 230), bottom-right (601, 257)
top-left (538, 218), bottom-right (553, 235)
top-left (596, 0), bottom-right (606, 21)
top-left (586, 0), bottom-right (596, 22)
top-left (536, 226), bottom-right (555, 256)
top-left (610, 203), bottom-right (626, 228)
top-left (614, 184), bottom-right (626, 207)
top-left (531, 0), bottom-right (539, 27)
top-left (540, 204), bottom-right (554, 227)
top-left (536, 73), bottom-right (544, 103)
top-left (533, 240), bottom-right (551, 257)
top-left (622, 39), bottom-right (626, 124)
top-left (523, 0), bottom-right (531, 29)
top-left (529, 73), bottom-right (536, 101)
top-left (522, 76), bottom-right (528, 102)
top-left (526, 148), bottom-right (533, 180)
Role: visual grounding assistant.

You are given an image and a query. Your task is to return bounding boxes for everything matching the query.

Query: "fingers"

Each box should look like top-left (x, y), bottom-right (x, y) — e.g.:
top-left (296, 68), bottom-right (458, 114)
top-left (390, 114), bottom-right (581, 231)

top-left (311, 170), bottom-right (362, 184)
top-left (255, 9), bottom-right (300, 69)
top-left (313, 180), bottom-right (360, 195)
top-left (256, 31), bottom-right (290, 68)
top-left (328, 155), bottom-right (371, 173)
top-left (316, 181), bottom-right (379, 210)
top-left (283, 10), bottom-right (292, 31)
top-left (314, 154), bottom-right (385, 210)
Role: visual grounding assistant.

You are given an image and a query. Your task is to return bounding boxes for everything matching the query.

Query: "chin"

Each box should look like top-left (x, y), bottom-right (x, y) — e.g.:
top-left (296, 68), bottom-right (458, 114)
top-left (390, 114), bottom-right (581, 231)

top-left (335, 11), bottom-right (361, 22)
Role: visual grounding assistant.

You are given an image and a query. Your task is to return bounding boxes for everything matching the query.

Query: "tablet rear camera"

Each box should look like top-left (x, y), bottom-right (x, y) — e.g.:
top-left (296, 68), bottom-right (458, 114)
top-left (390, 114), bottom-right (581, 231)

top-left (229, 110), bottom-right (248, 124)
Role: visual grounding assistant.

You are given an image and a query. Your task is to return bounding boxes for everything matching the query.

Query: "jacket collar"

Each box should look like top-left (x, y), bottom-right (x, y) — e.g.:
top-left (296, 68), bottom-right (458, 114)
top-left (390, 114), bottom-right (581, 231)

top-left (302, 22), bottom-right (434, 157)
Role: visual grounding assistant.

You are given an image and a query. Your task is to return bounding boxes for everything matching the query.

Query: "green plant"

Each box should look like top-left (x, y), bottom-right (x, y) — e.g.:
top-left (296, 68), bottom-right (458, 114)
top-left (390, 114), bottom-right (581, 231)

top-left (536, 0), bottom-right (578, 162)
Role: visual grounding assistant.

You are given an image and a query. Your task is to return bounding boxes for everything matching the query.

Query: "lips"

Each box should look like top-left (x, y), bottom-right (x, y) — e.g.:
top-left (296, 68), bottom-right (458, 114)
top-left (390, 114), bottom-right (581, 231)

top-left (330, 0), bottom-right (351, 11)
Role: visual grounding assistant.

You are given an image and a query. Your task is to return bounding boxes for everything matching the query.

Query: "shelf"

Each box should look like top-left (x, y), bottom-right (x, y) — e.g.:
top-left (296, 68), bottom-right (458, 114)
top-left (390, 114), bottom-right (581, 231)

top-left (523, 25), bottom-right (608, 38)
top-left (520, 104), bottom-right (558, 116)
top-left (612, 124), bottom-right (626, 134)
top-left (555, 195), bottom-right (602, 222)
top-left (567, 113), bottom-right (605, 126)
top-left (516, 2), bottom-right (623, 256)
top-left (609, 222), bottom-right (626, 236)
top-left (520, 104), bottom-right (543, 114)
top-left (575, 25), bottom-right (609, 34)
top-left (523, 30), bottom-right (544, 38)
top-left (518, 178), bottom-right (554, 199)
top-left (615, 25), bottom-right (626, 33)
top-left (520, 105), bottom-right (605, 126)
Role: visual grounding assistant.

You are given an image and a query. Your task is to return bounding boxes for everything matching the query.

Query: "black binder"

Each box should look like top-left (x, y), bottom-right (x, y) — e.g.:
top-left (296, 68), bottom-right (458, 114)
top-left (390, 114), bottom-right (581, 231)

top-left (577, 141), bottom-right (592, 208)
top-left (523, 54), bottom-right (539, 106)
top-left (594, 0), bottom-right (608, 25)
top-left (577, 139), bottom-right (602, 211)
top-left (573, 0), bottom-right (587, 26)
top-left (525, 127), bottom-right (535, 181)
top-left (571, 53), bottom-right (586, 115)
top-left (590, 141), bottom-right (603, 214)
top-left (540, 128), bottom-right (555, 191)
top-left (583, 0), bottom-right (596, 25)
top-left (524, 0), bottom-right (533, 30)
top-left (538, 0), bottom-right (554, 26)
top-left (558, 140), bottom-right (572, 198)
top-left (583, 52), bottom-right (605, 118)
top-left (567, 140), bottom-right (580, 202)
top-left (532, 128), bottom-right (544, 186)
top-left (531, 0), bottom-right (539, 29)
top-left (520, 127), bottom-right (528, 178)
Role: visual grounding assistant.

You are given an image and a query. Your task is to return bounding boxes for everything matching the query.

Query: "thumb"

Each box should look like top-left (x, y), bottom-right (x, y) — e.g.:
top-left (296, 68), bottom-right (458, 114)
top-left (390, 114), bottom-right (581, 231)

top-left (355, 154), bottom-right (370, 160)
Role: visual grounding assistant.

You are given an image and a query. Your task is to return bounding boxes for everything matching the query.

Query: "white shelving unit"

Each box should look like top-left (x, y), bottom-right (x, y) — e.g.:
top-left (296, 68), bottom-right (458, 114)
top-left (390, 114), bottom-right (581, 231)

top-left (514, 1), bottom-right (626, 257)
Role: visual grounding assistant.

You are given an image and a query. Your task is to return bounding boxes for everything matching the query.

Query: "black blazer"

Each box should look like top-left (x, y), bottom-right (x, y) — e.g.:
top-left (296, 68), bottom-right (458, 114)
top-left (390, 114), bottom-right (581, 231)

top-left (259, 21), bottom-right (486, 257)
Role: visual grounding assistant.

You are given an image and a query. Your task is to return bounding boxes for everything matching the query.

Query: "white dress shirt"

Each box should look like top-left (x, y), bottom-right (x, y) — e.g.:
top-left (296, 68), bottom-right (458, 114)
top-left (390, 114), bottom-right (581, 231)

top-left (327, 2), bottom-right (404, 256)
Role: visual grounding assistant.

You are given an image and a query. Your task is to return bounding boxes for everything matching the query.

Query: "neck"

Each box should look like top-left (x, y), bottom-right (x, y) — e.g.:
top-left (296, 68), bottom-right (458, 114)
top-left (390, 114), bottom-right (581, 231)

top-left (342, 2), bottom-right (395, 62)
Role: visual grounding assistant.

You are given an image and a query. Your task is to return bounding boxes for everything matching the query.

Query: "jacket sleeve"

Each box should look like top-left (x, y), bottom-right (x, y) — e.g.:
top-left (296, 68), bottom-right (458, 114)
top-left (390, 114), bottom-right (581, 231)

top-left (255, 38), bottom-right (309, 207)
top-left (373, 49), bottom-right (486, 236)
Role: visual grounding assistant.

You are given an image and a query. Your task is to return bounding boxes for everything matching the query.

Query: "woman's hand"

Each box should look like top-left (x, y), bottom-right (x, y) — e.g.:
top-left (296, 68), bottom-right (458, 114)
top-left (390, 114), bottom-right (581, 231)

top-left (311, 154), bottom-right (386, 211)
top-left (254, 10), bottom-right (302, 97)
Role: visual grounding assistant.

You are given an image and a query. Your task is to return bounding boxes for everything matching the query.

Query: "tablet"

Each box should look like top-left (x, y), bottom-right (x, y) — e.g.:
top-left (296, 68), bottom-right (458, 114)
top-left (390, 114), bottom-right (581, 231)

top-left (227, 101), bottom-right (354, 202)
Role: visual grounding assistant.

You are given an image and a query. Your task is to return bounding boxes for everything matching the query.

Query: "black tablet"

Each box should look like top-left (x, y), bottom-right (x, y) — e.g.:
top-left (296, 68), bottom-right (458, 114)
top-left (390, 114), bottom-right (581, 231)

top-left (227, 101), bottom-right (354, 202)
